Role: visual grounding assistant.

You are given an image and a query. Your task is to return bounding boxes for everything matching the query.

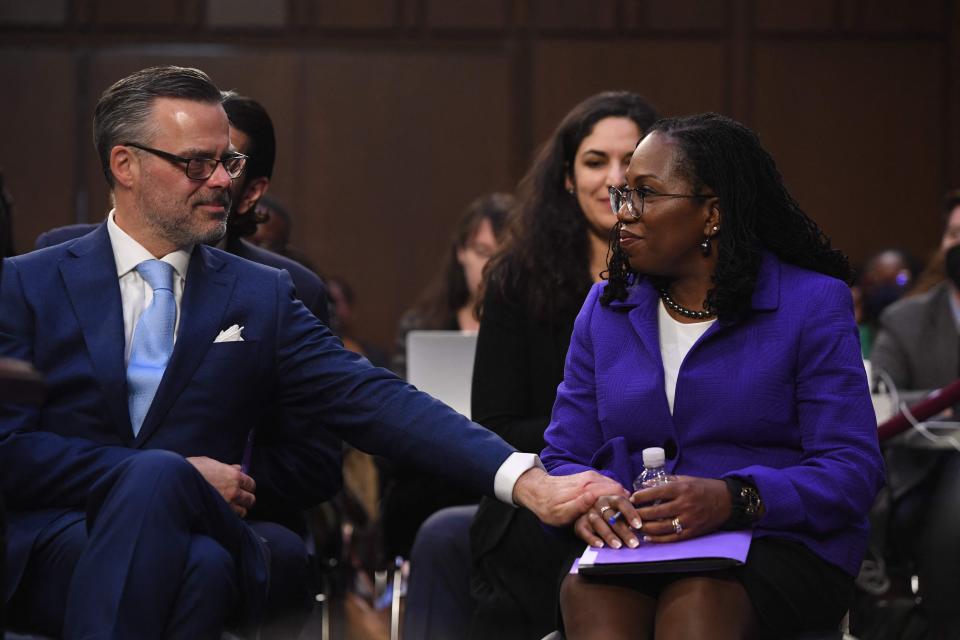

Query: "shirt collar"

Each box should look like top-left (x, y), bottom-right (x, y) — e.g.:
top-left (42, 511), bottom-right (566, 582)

top-left (107, 209), bottom-right (192, 281)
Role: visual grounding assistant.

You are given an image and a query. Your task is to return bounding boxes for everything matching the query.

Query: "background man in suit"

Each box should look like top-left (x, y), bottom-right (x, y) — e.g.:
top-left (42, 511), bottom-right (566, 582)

top-left (870, 190), bottom-right (960, 637)
top-left (0, 65), bottom-right (620, 639)
top-left (35, 92), bottom-right (331, 326)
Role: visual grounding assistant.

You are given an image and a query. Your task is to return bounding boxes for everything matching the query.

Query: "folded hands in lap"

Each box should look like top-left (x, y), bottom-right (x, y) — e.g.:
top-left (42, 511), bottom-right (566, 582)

top-left (575, 475), bottom-right (732, 549)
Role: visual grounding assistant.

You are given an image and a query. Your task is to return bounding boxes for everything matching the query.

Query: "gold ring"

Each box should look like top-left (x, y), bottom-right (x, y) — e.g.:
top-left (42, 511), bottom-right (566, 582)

top-left (672, 517), bottom-right (683, 535)
top-left (599, 505), bottom-right (612, 516)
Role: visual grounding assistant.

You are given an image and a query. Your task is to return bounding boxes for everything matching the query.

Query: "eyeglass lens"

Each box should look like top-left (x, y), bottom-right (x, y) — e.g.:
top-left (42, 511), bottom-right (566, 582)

top-left (608, 187), bottom-right (641, 216)
top-left (186, 156), bottom-right (245, 180)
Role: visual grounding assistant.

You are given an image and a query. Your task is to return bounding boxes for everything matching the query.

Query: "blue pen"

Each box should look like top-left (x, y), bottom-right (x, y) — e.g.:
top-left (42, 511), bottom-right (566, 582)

top-left (608, 509), bottom-right (643, 529)
top-left (240, 429), bottom-right (254, 474)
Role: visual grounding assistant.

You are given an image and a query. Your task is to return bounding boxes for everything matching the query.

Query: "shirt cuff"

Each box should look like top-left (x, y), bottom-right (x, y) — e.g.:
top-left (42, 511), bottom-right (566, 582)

top-left (493, 452), bottom-right (545, 505)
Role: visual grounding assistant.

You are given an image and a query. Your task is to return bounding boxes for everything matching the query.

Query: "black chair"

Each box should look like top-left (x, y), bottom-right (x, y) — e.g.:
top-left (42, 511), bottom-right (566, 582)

top-left (0, 358), bottom-right (44, 638)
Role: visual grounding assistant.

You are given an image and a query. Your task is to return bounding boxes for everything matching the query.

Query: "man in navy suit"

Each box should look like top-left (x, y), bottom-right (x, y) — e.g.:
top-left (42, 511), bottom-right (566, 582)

top-left (35, 92), bottom-right (332, 327)
top-left (0, 66), bottom-right (620, 639)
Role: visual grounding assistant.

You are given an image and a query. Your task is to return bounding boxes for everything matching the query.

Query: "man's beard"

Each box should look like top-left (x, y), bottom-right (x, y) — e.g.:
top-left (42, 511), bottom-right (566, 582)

top-left (139, 188), bottom-right (231, 249)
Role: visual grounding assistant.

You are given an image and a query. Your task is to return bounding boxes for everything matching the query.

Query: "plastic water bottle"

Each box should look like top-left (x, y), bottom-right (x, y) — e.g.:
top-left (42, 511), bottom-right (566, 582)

top-left (633, 447), bottom-right (670, 501)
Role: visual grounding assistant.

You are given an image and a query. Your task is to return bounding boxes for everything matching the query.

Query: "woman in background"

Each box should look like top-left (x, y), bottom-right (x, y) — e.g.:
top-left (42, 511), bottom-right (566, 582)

top-left (469, 91), bottom-right (658, 639)
top-left (381, 193), bottom-right (511, 560)
top-left (391, 192), bottom-right (512, 378)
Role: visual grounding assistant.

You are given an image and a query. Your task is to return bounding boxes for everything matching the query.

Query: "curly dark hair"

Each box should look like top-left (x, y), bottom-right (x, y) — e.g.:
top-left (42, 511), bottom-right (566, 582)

top-left (409, 192), bottom-right (513, 329)
top-left (602, 112), bottom-right (852, 319)
top-left (485, 91), bottom-right (658, 321)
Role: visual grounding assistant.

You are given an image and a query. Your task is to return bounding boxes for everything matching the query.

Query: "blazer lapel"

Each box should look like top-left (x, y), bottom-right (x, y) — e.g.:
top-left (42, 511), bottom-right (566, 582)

top-left (608, 279), bottom-right (663, 365)
top-left (59, 224), bottom-right (134, 440)
top-left (134, 246), bottom-right (236, 445)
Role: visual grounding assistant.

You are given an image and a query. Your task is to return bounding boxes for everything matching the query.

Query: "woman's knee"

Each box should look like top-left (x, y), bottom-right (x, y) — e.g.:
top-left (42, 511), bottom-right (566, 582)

top-left (655, 576), bottom-right (757, 640)
top-left (560, 574), bottom-right (654, 640)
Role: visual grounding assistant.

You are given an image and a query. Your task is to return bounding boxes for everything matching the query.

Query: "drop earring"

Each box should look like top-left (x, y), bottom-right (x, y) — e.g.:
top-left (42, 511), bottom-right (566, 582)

top-left (700, 236), bottom-right (712, 256)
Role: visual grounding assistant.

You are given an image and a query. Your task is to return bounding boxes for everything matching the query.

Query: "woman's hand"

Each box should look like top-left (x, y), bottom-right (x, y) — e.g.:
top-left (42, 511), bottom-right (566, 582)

top-left (632, 475), bottom-right (731, 543)
top-left (574, 493), bottom-right (645, 549)
top-left (573, 476), bottom-right (732, 548)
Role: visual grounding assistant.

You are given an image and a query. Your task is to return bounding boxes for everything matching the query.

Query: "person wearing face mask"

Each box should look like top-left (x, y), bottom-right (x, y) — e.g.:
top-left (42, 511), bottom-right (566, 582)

top-left (853, 248), bottom-right (918, 358)
top-left (870, 189), bottom-right (960, 638)
top-left (468, 92), bottom-right (658, 639)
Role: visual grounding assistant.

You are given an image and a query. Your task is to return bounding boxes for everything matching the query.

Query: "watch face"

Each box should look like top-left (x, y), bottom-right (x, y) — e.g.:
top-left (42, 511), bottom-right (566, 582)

top-left (741, 486), bottom-right (761, 516)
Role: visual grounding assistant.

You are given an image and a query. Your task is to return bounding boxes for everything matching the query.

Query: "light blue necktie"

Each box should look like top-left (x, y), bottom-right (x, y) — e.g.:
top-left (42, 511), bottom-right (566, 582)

top-left (127, 259), bottom-right (176, 437)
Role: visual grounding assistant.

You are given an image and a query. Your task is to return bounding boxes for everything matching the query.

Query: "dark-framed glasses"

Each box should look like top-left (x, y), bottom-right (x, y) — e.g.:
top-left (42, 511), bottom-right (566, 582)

top-left (122, 142), bottom-right (248, 181)
top-left (608, 185), bottom-right (710, 219)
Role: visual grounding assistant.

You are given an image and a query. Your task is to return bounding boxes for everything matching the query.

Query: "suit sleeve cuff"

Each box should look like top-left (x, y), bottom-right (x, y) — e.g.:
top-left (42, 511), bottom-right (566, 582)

top-left (494, 452), bottom-right (545, 505)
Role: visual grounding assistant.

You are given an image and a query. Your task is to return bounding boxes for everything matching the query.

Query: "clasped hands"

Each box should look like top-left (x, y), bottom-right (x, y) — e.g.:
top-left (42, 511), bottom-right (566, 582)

top-left (186, 456), bottom-right (256, 518)
top-left (575, 475), bottom-right (732, 549)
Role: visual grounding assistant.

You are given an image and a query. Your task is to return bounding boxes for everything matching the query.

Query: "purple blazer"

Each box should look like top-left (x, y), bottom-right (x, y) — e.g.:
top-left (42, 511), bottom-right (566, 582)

top-left (541, 253), bottom-right (884, 575)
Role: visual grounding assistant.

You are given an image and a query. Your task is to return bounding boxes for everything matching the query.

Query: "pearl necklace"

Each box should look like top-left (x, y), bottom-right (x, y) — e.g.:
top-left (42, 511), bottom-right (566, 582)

top-left (657, 286), bottom-right (716, 320)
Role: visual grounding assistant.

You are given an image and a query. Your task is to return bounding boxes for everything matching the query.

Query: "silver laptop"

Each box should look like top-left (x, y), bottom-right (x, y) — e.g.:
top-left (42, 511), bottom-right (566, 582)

top-left (406, 330), bottom-right (478, 418)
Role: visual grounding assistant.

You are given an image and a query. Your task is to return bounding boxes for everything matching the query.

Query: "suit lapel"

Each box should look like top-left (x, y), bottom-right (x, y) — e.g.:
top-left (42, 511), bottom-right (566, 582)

top-left (59, 224), bottom-right (134, 441)
top-left (134, 246), bottom-right (236, 446)
top-left (614, 279), bottom-right (662, 366)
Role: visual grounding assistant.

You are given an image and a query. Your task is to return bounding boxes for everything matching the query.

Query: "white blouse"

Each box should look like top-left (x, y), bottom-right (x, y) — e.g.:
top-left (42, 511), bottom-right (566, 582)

top-left (657, 300), bottom-right (715, 414)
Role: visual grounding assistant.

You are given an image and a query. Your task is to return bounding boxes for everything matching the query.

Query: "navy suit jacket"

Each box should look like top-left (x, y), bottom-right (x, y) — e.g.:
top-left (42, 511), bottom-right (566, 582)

top-left (1, 224), bottom-right (514, 602)
top-left (36, 223), bottom-right (331, 325)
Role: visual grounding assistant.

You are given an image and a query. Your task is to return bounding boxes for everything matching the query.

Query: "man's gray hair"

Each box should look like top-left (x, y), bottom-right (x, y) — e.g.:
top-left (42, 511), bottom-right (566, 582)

top-left (93, 65), bottom-right (222, 187)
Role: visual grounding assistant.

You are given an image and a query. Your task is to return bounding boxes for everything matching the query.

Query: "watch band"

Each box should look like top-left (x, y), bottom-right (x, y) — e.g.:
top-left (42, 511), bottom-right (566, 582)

top-left (722, 477), bottom-right (763, 530)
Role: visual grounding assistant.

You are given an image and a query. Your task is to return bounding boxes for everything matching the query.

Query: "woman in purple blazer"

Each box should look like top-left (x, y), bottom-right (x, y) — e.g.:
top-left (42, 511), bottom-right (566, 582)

top-left (542, 113), bottom-right (884, 639)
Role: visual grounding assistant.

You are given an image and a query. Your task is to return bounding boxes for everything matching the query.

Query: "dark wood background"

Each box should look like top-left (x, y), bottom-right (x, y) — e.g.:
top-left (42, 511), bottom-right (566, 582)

top-left (2, 0), bottom-right (957, 348)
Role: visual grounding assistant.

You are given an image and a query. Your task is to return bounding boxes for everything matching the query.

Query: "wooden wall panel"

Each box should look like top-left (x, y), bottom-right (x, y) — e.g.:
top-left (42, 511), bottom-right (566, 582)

top-left (308, 0), bottom-right (395, 29)
top-left (0, 0), bottom-right (67, 25)
top-left (532, 40), bottom-right (728, 146)
top-left (855, 0), bottom-right (945, 34)
top-left (754, 0), bottom-right (837, 31)
top-left (299, 49), bottom-right (512, 345)
top-left (752, 41), bottom-right (943, 265)
top-left (90, 0), bottom-right (182, 27)
top-left (206, 0), bottom-right (286, 29)
top-left (532, 0), bottom-right (617, 30)
top-left (425, 0), bottom-right (508, 30)
top-left (0, 50), bottom-right (77, 253)
top-left (645, 0), bottom-right (728, 30)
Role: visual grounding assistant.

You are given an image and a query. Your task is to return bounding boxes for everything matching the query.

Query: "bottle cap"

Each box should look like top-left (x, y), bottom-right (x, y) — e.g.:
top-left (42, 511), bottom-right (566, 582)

top-left (642, 447), bottom-right (665, 468)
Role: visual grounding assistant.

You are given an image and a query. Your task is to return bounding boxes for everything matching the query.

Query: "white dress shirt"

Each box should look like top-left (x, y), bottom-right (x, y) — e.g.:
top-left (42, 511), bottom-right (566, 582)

top-left (107, 210), bottom-right (191, 364)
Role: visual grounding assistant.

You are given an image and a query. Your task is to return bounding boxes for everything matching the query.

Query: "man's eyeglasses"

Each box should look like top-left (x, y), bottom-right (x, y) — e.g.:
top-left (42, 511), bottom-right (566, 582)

top-left (122, 143), bottom-right (248, 181)
top-left (608, 185), bottom-right (711, 219)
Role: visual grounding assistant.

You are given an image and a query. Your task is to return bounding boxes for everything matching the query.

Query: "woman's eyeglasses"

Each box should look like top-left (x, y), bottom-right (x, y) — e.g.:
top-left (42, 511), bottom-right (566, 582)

top-left (608, 186), bottom-right (710, 219)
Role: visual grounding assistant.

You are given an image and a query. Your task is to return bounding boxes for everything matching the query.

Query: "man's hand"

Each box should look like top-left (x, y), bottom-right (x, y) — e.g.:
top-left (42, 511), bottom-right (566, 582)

top-left (512, 467), bottom-right (627, 527)
top-left (186, 456), bottom-right (256, 518)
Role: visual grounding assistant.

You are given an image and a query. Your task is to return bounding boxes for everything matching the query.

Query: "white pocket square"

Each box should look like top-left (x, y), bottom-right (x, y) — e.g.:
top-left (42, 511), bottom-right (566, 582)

top-left (214, 324), bottom-right (244, 343)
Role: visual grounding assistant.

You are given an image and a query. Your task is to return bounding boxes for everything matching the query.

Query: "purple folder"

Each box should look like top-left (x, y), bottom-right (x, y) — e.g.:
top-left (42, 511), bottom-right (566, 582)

top-left (576, 530), bottom-right (752, 575)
